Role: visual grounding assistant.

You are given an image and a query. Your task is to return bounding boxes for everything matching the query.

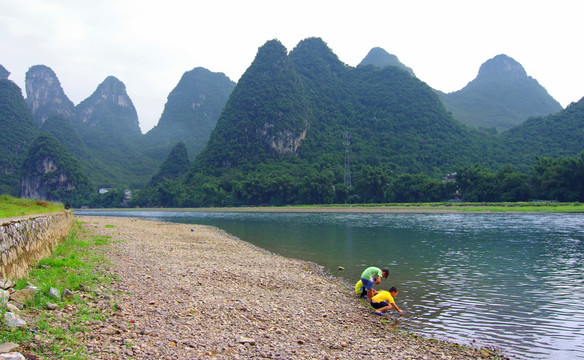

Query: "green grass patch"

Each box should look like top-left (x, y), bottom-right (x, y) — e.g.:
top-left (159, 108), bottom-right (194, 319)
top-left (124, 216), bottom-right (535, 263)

top-left (149, 201), bottom-right (584, 213)
top-left (0, 194), bottom-right (64, 218)
top-left (94, 235), bottom-right (112, 246)
top-left (0, 221), bottom-right (117, 359)
top-left (82, 201), bottom-right (584, 214)
top-left (308, 201), bottom-right (584, 212)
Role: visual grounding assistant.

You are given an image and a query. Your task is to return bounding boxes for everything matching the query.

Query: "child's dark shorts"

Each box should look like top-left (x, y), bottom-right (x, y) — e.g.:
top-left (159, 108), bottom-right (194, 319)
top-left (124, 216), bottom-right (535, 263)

top-left (371, 301), bottom-right (389, 309)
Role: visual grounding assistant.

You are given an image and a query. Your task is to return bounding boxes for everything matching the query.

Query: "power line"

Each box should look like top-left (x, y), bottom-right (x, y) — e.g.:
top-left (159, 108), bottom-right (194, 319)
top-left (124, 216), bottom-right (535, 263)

top-left (344, 132), bottom-right (351, 187)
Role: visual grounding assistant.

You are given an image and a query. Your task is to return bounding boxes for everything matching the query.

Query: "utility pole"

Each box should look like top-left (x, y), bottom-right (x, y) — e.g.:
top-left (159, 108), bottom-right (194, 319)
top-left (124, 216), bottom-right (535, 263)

top-left (344, 132), bottom-right (351, 187)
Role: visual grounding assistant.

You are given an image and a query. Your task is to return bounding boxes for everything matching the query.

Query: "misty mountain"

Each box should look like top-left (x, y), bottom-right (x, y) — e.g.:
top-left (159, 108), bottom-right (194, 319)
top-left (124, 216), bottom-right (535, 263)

top-left (71, 76), bottom-right (159, 187)
top-left (14, 64), bottom-right (234, 193)
top-left (25, 65), bottom-right (75, 127)
top-left (192, 38), bottom-right (489, 181)
top-left (358, 47), bottom-right (415, 76)
top-left (2, 38), bottom-right (582, 207)
top-left (0, 65), bottom-right (9, 80)
top-left (142, 67), bottom-right (235, 161)
top-left (439, 54), bottom-right (562, 131)
top-left (74, 76), bottom-right (142, 139)
top-left (21, 68), bottom-right (155, 189)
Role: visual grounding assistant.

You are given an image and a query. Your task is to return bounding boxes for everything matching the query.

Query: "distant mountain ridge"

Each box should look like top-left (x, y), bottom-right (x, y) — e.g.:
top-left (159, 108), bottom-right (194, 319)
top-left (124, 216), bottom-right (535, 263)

top-left (1, 63), bottom-right (235, 198)
top-left (23, 67), bottom-right (158, 189)
top-left (358, 47), bottom-right (415, 76)
top-left (1, 39), bottom-right (582, 206)
top-left (193, 38), bottom-right (488, 178)
top-left (438, 54), bottom-right (562, 131)
top-left (25, 65), bottom-right (75, 127)
top-left (142, 67), bottom-right (235, 161)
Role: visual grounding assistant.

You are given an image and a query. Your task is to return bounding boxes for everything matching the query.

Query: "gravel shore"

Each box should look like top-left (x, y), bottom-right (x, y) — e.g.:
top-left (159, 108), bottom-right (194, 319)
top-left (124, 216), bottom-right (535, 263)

top-left (76, 216), bottom-right (506, 359)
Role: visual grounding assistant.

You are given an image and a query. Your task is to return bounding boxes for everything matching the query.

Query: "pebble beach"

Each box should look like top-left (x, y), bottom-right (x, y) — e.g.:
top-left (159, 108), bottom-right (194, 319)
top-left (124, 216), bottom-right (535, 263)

top-left (75, 215), bottom-right (506, 359)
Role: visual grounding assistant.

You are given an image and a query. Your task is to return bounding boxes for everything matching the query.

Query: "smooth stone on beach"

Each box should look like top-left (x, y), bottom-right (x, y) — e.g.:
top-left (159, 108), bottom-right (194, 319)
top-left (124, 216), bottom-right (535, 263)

top-left (0, 343), bottom-right (19, 353)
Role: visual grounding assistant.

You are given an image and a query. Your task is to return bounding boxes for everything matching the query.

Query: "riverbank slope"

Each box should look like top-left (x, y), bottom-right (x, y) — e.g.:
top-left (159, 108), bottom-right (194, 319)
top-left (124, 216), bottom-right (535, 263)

top-left (77, 215), bottom-right (505, 359)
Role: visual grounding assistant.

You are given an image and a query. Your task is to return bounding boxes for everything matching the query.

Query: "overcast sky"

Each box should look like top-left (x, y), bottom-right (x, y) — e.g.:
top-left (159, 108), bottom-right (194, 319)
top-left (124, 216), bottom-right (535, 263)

top-left (3, 0), bottom-right (583, 133)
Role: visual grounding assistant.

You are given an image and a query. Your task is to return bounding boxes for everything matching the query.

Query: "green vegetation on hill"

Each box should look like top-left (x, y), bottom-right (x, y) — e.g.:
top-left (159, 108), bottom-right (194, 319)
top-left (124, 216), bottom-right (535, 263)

top-left (439, 54), bottom-right (562, 131)
top-left (20, 133), bottom-right (92, 204)
top-left (195, 40), bottom-right (311, 170)
top-left (40, 114), bottom-right (114, 188)
top-left (149, 142), bottom-right (190, 186)
top-left (196, 38), bottom-right (491, 178)
top-left (72, 77), bottom-right (160, 188)
top-left (531, 153), bottom-right (584, 202)
top-left (142, 67), bottom-right (235, 161)
top-left (170, 39), bottom-right (491, 205)
top-left (0, 79), bottom-right (40, 195)
top-left (3, 41), bottom-right (583, 208)
top-left (131, 39), bottom-right (584, 207)
top-left (500, 97), bottom-right (584, 166)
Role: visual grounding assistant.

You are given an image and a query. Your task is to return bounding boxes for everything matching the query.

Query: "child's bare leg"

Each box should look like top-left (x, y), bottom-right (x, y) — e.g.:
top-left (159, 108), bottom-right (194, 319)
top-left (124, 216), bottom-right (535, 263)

top-left (375, 305), bottom-right (392, 314)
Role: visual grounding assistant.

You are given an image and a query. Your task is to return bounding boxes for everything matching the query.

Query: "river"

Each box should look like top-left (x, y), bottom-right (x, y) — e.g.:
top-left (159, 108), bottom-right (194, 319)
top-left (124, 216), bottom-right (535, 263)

top-left (75, 210), bottom-right (584, 359)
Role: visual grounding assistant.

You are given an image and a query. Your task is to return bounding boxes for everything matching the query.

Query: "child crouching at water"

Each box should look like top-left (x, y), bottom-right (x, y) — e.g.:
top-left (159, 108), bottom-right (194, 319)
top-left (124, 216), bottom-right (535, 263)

top-left (371, 286), bottom-right (404, 315)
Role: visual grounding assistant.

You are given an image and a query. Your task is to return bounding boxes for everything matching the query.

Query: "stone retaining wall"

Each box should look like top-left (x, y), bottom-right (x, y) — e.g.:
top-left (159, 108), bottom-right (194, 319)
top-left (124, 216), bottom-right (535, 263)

top-left (0, 211), bottom-right (74, 280)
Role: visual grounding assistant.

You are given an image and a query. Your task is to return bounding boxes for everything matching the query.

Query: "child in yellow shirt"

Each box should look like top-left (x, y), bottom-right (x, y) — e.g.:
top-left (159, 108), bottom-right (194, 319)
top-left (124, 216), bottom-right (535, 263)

top-left (371, 286), bottom-right (404, 315)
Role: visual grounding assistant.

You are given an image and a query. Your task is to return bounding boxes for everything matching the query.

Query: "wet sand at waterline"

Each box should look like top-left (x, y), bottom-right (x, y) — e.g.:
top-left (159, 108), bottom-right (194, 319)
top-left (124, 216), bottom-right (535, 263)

top-left (76, 215), bottom-right (505, 359)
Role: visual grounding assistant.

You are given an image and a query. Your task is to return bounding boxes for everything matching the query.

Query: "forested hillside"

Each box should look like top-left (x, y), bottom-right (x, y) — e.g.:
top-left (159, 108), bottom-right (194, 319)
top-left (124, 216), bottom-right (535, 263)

top-left (132, 38), bottom-right (582, 207)
top-left (194, 40), bottom-right (311, 170)
top-left (2, 37), bottom-right (583, 207)
top-left (499, 97), bottom-right (584, 168)
top-left (40, 114), bottom-right (114, 187)
top-left (357, 47), bottom-right (415, 76)
top-left (0, 79), bottom-right (39, 195)
top-left (439, 55), bottom-right (562, 131)
top-left (195, 38), bottom-right (492, 176)
top-left (19, 133), bottom-right (91, 203)
top-left (148, 142), bottom-right (190, 187)
top-left (142, 67), bottom-right (235, 161)
top-left (72, 76), bottom-right (158, 188)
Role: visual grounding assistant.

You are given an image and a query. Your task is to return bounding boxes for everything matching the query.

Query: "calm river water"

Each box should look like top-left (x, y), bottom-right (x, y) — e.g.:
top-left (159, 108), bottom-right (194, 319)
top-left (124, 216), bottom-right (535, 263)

top-left (75, 210), bottom-right (584, 359)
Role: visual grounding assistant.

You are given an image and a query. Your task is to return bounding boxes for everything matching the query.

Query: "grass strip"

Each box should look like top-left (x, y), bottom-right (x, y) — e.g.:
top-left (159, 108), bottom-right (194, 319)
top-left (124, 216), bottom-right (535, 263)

top-left (113, 201), bottom-right (584, 213)
top-left (0, 195), bottom-right (64, 218)
top-left (0, 221), bottom-right (117, 359)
